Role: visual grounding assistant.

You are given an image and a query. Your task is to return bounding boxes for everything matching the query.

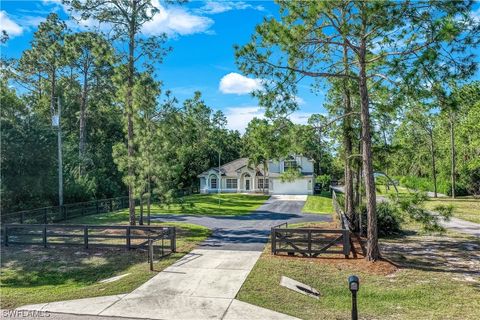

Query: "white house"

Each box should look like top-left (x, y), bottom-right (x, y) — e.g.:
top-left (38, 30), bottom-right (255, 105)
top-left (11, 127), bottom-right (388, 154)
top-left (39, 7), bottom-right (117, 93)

top-left (198, 155), bottom-right (314, 195)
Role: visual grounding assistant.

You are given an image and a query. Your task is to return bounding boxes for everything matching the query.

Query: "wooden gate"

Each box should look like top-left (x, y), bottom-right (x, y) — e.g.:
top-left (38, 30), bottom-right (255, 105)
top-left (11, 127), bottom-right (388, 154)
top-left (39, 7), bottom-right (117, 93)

top-left (271, 222), bottom-right (351, 258)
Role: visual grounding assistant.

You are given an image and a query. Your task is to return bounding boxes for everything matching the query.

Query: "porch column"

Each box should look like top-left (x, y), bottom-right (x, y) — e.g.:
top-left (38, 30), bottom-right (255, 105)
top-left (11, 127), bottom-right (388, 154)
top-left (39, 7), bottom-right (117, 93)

top-left (237, 173), bottom-right (241, 192)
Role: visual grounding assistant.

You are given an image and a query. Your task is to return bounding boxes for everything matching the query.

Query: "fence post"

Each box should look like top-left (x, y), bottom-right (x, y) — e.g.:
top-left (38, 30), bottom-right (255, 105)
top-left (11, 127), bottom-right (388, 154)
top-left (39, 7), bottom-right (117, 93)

top-left (171, 227), bottom-right (176, 252)
top-left (308, 230), bottom-right (312, 257)
top-left (343, 230), bottom-right (351, 259)
top-left (271, 227), bottom-right (276, 255)
top-left (44, 208), bottom-right (48, 224)
top-left (126, 227), bottom-right (131, 250)
top-left (109, 199), bottom-right (113, 212)
top-left (149, 239), bottom-right (154, 271)
top-left (43, 225), bottom-right (47, 248)
top-left (20, 212), bottom-right (24, 224)
top-left (96, 200), bottom-right (99, 214)
top-left (63, 206), bottom-right (67, 221)
top-left (84, 226), bottom-right (89, 249)
top-left (4, 225), bottom-right (8, 247)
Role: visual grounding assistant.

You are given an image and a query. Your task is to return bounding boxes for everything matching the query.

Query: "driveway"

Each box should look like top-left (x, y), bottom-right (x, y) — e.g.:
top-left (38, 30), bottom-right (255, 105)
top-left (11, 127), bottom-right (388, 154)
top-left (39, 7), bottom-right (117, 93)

top-left (16, 195), bottom-right (322, 320)
top-left (152, 195), bottom-right (331, 251)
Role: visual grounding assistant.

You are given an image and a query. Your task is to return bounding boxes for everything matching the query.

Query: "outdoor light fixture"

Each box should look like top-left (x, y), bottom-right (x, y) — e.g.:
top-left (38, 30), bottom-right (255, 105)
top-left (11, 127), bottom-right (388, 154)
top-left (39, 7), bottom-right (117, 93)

top-left (348, 275), bottom-right (359, 320)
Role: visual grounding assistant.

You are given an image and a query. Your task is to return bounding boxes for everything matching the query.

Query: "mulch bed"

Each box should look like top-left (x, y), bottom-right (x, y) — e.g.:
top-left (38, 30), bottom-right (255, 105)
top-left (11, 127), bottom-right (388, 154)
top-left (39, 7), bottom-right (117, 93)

top-left (271, 221), bottom-right (398, 275)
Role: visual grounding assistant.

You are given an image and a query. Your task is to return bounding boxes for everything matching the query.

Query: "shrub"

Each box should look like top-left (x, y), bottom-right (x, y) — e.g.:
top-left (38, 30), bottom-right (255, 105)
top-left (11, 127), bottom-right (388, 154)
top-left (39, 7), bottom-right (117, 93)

top-left (315, 174), bottom-right (331, 191)
top-left (358, 202), bottom-right (403, 237)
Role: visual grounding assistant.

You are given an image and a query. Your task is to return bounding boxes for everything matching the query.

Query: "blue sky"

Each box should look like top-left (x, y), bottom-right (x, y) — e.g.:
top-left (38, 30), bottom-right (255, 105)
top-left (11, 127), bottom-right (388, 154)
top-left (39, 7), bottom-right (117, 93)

top-left (1, 1), bottom-right (479, 133)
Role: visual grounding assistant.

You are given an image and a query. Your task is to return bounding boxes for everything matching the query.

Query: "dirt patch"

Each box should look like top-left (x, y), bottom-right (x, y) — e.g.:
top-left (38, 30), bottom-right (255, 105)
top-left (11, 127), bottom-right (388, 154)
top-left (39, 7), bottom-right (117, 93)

top-left (381, 234), bottom-right (480, 282)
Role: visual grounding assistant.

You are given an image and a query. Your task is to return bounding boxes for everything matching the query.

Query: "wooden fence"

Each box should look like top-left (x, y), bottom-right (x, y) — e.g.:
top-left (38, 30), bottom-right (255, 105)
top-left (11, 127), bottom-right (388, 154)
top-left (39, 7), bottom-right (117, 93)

top-left (332, 190), bottom-right (350, 229)
top-left (1, 197), bottom-right (130, 225)
top-left (2, 224), bottom-right (176, 252)
top-left (271, 222), bottom-right (351, 258)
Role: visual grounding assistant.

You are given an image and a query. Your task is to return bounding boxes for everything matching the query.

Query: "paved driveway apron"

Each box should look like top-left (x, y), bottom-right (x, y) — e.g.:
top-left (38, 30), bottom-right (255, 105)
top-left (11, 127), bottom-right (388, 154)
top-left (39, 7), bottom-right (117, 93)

top-left (152, 195), bottom-right (332, 251)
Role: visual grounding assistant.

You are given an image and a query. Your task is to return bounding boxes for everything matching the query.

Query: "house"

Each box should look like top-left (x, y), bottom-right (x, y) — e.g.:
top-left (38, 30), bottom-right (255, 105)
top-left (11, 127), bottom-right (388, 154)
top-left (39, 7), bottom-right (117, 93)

top-left (198, 155), bottom-right (314, 195)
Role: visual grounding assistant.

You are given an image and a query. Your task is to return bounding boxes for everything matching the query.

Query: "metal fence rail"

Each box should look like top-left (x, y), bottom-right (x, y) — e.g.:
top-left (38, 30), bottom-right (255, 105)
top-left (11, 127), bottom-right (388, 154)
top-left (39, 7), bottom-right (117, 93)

top-left (1, 197), bottom-right (129, 224)
top-left (271, 222), bottom-right (351, 258)
top-left (2, 224), bottom-right (176, 251)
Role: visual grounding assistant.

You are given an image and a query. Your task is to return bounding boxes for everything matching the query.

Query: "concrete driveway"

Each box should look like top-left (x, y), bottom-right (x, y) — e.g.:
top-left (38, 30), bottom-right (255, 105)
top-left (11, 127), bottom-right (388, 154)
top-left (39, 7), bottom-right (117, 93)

top-left (152, 194), bottom-right (331, 251)
top-left (18, 250), bottom-right (298, 320)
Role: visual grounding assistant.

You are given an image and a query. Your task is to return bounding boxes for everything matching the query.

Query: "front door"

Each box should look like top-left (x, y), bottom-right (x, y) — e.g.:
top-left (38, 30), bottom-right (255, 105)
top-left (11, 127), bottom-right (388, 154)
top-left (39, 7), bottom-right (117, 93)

top-left (245, 179), bottom-right (250, 191)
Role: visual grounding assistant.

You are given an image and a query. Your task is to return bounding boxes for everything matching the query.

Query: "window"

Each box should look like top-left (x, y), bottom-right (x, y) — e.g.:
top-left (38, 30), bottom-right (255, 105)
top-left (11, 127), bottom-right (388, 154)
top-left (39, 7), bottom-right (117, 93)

top-left (226, 178), bottom-right (238, 189)
top-left (210, 178), bottom-right (217, 189)
top-left (284, 159), bottom-right (298, 171)
top-left (258, 178), bottom-right (269, 189)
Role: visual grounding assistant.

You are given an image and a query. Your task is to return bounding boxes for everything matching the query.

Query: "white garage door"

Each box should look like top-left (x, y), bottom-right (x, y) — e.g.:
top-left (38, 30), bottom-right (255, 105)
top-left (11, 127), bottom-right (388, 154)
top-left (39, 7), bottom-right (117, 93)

top-left (271, 178), bottom-right (311, 195)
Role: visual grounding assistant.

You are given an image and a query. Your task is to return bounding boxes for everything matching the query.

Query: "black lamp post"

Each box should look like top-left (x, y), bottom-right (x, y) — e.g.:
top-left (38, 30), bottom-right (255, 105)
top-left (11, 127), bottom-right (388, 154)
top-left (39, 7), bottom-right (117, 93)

top-left (348, 275), bottom-right (359, 320)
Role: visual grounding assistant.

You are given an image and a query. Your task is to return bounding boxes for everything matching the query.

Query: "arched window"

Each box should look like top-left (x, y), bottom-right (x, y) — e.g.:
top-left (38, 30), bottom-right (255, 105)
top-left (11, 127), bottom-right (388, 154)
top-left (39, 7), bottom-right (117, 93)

top-left (244, 173), bottom-right (251, 178)
top-left (209, 174), bottom-right (218, 189)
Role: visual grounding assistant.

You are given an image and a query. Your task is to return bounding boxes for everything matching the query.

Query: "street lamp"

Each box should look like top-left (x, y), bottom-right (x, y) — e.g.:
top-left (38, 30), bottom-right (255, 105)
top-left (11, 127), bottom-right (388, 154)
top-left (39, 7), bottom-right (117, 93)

top-left (348, 275), bottom-right (359, 320)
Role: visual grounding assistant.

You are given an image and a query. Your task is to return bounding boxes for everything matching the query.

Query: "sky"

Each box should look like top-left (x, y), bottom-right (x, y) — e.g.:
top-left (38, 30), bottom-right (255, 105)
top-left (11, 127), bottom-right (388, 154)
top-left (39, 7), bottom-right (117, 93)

top-left (1, 1), bottom-right (479, 133)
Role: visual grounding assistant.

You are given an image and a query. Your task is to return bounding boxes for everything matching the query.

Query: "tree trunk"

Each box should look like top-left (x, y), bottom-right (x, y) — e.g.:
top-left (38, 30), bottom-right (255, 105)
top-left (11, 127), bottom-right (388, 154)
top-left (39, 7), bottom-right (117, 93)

top-left (358, 41), bottom-right (379, 261)
top-left (79, 69), bottom-right (88, 176)
top-left (427, 129), bottom-right (437, 198)
top-left (127, 2), bottom-right (137, 226)
top-left (147, 176), bottom-right (151, 226)
top-left (354, 138), bottom-right (362, 208)
top-left (449, 113), bottom-right (456, 198)
top-left (342, 39), bottom-right (355, 227)
top-left (263, 161), bottom-right (268, 194)
top-left (139, 193), bottom-right (144, 225)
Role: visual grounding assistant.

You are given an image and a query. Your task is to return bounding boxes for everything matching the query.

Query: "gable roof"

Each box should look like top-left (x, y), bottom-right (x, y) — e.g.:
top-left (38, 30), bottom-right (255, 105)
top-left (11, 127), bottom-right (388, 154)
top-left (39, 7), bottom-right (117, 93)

top-left (198, 158), bottom-right (264, 177)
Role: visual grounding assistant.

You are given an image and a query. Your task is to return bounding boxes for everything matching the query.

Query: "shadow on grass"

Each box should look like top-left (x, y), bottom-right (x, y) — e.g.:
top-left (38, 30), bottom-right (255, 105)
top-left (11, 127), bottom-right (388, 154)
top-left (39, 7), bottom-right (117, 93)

top-left (0, 245), bottom-right (148, 288)
top-left (381, 236), bottom-right (480, 277)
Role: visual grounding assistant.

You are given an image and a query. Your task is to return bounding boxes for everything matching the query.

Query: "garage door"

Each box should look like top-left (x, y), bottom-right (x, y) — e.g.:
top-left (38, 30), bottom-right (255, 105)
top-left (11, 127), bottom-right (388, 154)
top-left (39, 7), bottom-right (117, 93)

top-left (271, 178), bottom-right (311, 195)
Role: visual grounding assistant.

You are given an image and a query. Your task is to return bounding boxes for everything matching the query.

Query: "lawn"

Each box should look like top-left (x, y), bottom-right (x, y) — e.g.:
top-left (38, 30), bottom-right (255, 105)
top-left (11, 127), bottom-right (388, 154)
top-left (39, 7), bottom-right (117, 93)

top-left (423, 197), bottom-right (480, 224)
top-left (376, 184), bottom-right (412, 196)
top-left (0, 222), bottom-right (210, 309)
top-left (236, 223), bottom-right (480, 320)
top-left (302, 192), bottom-right (333, 214)
top-left (69, 194), bottom-right (270, 224)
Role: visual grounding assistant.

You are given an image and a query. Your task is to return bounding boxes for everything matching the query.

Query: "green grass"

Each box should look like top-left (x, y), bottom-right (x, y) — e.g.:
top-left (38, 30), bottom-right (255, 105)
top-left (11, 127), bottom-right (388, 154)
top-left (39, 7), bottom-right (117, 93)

top-left (302, 192), bottom-right (333, 214)
top-left (237, 228), bottom-right (480, 320)
top-left (0, 222), bottom-right (211, 309)
top-left (424, 197), bottom-right (480, 224)
top-left (70, 194), bottom-right (269, 224)
top-left (375, 184), bottom-right (412, 196)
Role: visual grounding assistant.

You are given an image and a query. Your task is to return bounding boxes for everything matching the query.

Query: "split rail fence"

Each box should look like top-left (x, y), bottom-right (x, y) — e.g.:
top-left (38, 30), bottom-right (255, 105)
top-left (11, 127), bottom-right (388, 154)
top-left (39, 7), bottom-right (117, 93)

top-left (2, 224), bottom-right (176, 253)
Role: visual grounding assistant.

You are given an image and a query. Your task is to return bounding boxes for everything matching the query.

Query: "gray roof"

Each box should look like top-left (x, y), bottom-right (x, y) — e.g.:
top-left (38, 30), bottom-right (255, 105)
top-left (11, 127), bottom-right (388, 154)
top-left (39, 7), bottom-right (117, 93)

top-left (198, 158), bottom-right (265, 177)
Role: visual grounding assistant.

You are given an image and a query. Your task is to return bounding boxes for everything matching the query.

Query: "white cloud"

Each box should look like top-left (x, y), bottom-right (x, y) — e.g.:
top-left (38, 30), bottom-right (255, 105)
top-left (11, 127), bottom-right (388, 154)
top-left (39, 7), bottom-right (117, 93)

top-left (471, 7), bottom-right (480, 22)
top-left (225, 106), bottom-right (264, 132)
top-left (224, 106), bottom-right (313, 133)
top-left (219, 72), bottom-right (263, 95)
top-left (142, 0), bottom-right (213, 36)
top-left (0, 11), bottom-right (23, 38)
top-left (198, 1), bottom-right (264, 15)
top-left (40, 0), bottom-right (213, 36)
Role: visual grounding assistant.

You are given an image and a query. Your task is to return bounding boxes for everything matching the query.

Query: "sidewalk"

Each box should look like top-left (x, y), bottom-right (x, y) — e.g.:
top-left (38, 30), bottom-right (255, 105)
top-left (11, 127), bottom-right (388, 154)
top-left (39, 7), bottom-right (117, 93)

top-left (18, 249), bottom-right (297, 320)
